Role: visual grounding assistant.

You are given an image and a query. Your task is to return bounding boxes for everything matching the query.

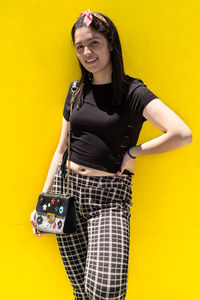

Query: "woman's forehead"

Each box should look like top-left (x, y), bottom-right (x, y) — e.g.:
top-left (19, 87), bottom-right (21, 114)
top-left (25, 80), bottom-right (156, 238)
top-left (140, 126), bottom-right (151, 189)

top-left (74, 27), bottom-right (103, 44)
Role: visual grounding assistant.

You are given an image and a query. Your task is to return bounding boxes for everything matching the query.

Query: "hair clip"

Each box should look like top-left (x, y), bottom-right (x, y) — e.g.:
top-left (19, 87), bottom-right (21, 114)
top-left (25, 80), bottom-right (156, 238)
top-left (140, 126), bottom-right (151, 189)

top-left (76, 9), bottom-right (109, 27)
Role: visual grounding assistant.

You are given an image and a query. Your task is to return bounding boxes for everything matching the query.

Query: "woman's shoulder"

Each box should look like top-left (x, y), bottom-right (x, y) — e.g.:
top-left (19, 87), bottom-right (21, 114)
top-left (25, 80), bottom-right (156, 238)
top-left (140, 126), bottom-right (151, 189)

top-left (124, 74), bottom-right (146, 93)
top-left (123, 74), bottom-right (158, 122)
top-left (123, 75), bottom-right (149, 104)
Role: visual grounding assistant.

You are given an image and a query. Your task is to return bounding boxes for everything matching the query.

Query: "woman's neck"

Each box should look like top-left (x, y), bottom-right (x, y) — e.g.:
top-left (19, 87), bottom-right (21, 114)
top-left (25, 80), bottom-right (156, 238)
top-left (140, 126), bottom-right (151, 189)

top-left (92, 70), bottom-right (112, 85)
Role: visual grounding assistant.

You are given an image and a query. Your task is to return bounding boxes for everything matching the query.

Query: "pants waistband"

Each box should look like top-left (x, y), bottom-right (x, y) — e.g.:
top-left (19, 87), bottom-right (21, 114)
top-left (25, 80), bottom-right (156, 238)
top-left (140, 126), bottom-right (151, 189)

top-left (58, 163), bottom-right (133, 187)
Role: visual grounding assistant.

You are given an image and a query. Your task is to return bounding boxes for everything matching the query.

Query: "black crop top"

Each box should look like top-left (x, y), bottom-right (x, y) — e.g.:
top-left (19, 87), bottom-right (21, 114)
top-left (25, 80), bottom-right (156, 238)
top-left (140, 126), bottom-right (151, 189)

top-left (62, 75), bottom-right (158, 176)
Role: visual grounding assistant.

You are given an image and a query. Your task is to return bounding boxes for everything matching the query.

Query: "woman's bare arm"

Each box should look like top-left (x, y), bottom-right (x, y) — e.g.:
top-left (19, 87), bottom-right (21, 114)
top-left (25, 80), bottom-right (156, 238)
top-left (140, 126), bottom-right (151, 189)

top-left (116, 98), bottom-right (192, 176)
top-left (129, 98), bottom-right (192, 157)
top-left (42, 117), bottom-right (69, 192)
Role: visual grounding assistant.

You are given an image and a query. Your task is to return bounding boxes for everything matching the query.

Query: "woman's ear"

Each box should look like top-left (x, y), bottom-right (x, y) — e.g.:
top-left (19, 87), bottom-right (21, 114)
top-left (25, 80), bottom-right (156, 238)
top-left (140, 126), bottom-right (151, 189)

top-left (108, 43), bottom-right (113, 51)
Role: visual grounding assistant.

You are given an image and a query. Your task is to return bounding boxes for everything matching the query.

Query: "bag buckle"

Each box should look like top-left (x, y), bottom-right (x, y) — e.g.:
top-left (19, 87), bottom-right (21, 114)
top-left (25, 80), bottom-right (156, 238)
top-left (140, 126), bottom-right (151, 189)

top-left (47, 213), bottom-right (55, 223)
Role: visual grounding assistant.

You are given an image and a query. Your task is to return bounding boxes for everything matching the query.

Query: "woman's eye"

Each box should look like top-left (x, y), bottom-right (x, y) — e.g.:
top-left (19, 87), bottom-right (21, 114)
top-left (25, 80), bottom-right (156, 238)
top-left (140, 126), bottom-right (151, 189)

top-left (76, 41), bottom-right (98, 51)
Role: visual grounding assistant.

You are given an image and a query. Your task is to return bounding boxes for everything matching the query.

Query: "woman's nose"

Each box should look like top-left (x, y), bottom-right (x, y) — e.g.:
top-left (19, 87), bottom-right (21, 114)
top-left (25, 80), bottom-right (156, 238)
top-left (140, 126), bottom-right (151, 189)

top-left (84, 46), bottom-right (92, 56)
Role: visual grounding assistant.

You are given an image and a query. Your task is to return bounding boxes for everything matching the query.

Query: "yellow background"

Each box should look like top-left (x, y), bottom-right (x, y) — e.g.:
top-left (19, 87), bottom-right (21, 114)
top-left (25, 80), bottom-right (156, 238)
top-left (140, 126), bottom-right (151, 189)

top-left (0, 0), bottom-right (199, 299)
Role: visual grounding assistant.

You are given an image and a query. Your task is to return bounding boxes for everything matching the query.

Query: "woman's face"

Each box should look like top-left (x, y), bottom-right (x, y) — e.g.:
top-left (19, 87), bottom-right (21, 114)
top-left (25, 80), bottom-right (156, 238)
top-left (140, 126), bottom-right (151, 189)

top-left (74, 26), bottom-right (113, 78)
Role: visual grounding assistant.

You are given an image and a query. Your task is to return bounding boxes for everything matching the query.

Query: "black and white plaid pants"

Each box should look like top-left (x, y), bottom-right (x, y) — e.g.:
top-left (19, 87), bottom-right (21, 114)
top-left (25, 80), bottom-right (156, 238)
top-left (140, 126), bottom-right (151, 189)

top-left (51, 162), bottom-right (133, 300)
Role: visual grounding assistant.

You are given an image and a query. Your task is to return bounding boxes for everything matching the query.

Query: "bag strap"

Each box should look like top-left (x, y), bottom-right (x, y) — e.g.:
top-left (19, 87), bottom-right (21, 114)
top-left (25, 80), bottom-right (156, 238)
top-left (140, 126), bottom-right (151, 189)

top-left (59, 80), bottom-right (79, 196)
top-left (65, 80), bottom-right (79, 196)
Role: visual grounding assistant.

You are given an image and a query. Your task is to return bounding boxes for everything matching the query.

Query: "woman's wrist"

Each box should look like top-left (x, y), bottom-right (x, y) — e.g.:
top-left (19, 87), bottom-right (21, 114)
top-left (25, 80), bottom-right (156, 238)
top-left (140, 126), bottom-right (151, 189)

top-left (42, 186), bottom-right (51, 193)
top-left (127, 145), bottom-right (141, 159)
top-left (127, 148), bottom-right (136, 159)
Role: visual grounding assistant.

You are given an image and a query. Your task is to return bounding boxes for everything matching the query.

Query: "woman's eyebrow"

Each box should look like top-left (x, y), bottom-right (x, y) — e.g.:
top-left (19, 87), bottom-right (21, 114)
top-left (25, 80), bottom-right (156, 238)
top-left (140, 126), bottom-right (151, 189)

top-left (75, 36), bottom-right (101, 45)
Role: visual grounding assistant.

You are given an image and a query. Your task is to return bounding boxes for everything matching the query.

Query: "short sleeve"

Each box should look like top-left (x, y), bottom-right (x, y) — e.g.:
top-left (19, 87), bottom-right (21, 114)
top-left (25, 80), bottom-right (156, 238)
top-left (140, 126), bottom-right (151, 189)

top-left (128, 78), bottom-right (158, 122)
top-left (63, 82), bottom-right (73, 121)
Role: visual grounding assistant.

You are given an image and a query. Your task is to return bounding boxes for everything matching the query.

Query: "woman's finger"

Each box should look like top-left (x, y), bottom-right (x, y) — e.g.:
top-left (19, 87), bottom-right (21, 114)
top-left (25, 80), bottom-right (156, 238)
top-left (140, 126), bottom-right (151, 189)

top-left (116, 165), bottom-right (125, 176)
top-left (30, 210), bottom-right (36, 222)
top-left (33, 226), bottom-right (42, 237)
top-left (31, 218), bottom-right (45, 236)
top-left (115, 157), bottom-right (127, 176)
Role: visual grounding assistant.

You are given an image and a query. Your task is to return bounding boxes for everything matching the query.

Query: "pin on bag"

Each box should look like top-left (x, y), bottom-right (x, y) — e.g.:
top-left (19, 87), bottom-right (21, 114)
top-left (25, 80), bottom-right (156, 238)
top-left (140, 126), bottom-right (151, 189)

top-left (34, 81), bottom-right (79, 234)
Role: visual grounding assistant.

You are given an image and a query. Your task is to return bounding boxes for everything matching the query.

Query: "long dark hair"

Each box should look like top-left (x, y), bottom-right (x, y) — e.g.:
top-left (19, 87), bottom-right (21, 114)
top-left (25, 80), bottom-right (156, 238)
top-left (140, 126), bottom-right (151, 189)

top-left (71, 12), bottom-right (130, 107)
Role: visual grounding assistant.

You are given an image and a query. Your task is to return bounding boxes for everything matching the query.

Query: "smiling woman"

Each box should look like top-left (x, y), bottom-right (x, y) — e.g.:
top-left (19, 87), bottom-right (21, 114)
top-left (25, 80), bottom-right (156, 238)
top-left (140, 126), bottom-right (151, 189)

top-left (74, 27), bottom-right (113, 85)
top-left (30, 8), bottom-right (192, 300)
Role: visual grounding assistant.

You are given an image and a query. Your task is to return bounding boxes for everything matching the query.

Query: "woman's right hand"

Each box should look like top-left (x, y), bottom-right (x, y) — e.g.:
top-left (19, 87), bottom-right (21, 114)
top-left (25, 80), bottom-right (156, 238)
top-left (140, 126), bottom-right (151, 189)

top-left (30, 209), bottom-right (49, 237)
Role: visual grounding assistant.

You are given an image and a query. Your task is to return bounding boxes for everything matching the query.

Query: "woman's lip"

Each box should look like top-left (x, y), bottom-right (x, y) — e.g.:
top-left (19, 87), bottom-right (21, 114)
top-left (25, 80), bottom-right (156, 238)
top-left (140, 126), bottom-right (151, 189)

top-left (85, 57), bottom-right (98, 64)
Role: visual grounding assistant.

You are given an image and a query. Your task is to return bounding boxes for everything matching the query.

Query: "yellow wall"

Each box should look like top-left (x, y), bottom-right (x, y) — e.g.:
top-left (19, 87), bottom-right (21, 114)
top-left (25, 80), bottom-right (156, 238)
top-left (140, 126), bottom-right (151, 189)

top-left (0, 1), bottom-right (199, 299)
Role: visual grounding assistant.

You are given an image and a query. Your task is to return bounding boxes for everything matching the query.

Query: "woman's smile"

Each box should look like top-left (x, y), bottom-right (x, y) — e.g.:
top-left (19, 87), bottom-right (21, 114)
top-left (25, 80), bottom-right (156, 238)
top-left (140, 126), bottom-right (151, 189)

top-left (85, 57), bottom-right (98, 65)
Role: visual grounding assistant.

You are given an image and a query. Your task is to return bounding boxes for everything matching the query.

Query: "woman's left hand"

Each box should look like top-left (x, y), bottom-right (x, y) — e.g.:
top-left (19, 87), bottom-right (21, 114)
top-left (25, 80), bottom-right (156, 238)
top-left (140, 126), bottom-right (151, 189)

top-left (115, 149), bottom-right (136, 177)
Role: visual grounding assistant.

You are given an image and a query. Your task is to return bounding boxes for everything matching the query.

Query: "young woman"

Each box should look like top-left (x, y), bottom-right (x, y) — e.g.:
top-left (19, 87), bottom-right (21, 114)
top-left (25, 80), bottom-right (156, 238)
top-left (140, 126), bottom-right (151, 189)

top-left (30, 9), bottom-right (192, 300)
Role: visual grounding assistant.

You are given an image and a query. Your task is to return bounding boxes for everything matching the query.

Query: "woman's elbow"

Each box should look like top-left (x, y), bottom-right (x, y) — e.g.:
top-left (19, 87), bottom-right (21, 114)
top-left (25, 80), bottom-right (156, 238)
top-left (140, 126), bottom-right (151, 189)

top-left (178, 128), bottom-right (193, 145)
top-left (184, 130), bottom-right (193, 145)
top-left (169, 125), bottom-right (193, 146)
top-left (56, 142), bottom-right (68, 155)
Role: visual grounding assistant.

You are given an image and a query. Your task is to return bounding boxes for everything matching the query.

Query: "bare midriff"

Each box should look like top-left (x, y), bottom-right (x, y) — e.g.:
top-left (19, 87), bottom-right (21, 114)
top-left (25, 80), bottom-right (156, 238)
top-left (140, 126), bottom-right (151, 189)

top-left (65, 160), bottom-right (130, 177)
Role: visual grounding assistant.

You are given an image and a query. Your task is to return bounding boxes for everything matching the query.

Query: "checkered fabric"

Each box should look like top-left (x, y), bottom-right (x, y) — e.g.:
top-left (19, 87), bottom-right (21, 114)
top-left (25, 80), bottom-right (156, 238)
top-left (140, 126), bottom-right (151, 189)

top-left (51, 162), bottom-right (133, 300)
